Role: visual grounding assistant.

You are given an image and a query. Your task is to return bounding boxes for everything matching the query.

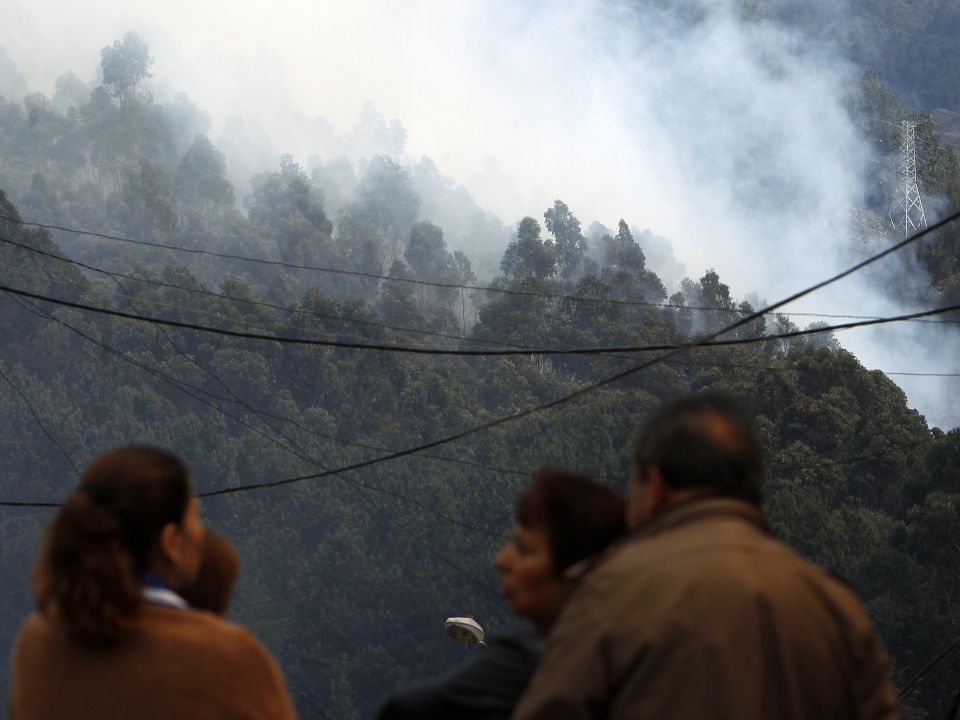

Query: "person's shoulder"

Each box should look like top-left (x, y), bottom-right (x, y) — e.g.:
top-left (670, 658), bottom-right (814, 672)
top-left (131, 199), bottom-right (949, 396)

top-left (143, 606), bottom-right (275, 660)
top-left (488, 631), bottom-right (544, 657)
top-left (15, 612), bottom-right (47, 637)
top-left (11, 612), bottom-right (67, 656)
top-left (11, 613), bottom-right (48, 656)
top-left (477, 632), bottom-right (544, 675)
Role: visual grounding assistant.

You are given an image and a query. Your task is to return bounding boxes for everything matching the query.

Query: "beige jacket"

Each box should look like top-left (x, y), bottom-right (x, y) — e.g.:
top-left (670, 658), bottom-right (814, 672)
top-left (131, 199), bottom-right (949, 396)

top-left (10, 603), bottom-right (297, 720)
top-left (514, 498), bottom-right (898, 720)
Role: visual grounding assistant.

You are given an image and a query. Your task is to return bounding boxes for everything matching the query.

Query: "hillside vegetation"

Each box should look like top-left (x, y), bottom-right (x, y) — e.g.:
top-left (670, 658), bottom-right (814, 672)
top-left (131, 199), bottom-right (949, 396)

top-left (0, 30), bottom-right (959, 719)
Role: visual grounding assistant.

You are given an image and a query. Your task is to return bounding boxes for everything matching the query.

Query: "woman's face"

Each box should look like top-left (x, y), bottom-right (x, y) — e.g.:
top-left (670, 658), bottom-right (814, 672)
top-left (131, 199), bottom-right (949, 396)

top-left (494, 523), bottom-right (565, 633)
top-left (159, 496), bottom-right (206, 589)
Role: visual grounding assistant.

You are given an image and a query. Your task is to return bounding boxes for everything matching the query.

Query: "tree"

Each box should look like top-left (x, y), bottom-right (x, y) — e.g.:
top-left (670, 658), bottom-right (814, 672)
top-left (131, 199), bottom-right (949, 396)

top-left (108, 157), bottom-right (177, 241)
top-left (51, 73), bottom-right (90, 113)
top-left (0, 47), bottom-right (27, 102)
top-left (543, 200), bottom-right (587, 280)
top-left (500, 217), bottom-right (556, 281)
top-left (602, 219), bottom-right (646, 271)
top-left (404, 221), bottom-right (456, 311)
top-left (599, 219), bottom-right (666, 303)
top-left (247, 155), bottom-right (336, 270)
top-left (697, 269), bottom-right (736, 334)
top-left (175, 136), bottom-right (234, 217)
top-left (100, 32), bottom-right (153, 103)
top-left (354, 155), bottom-right (420, 263)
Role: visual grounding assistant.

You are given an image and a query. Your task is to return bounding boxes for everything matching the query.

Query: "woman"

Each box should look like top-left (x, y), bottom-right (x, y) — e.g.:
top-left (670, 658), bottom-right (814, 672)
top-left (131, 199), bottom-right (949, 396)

top-left (9, 446), bottom-right (296, 720)
top-left (378, 469), bottom-right (626, 719)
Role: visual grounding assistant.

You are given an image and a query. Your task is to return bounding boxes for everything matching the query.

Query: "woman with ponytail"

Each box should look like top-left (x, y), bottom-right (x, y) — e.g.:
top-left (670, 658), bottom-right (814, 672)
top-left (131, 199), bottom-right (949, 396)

top-left (9, 447), bottom-right (296, 720)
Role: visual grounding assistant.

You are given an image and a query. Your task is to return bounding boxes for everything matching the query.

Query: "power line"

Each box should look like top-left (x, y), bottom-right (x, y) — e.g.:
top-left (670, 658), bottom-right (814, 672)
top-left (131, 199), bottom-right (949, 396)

top-left (667, 358), bottom-right (960, 379)
top-left (6, 212), bottom-right (958, 325)
top-left (0, 260), bottom-right (541, 478)
top-left (0, 269), bottom-right (559, 480)
top-left (0, 297), bottom-right (506, 612)
top-left (7, 247), bottom-right (957, 378)
top-left (0, 235), bottom-right (541, 350)
top-left (2, 279), bottom-right (959, 356)
top-left (0, 364), bottom-right (80, 476)
top-left (3, 298), bottom-right (502, 588)
top-left (898, 636), bottom-right (960, 701)
top-left (1, 208), bottom-right (958, 508)
top-left (3, 209), bottom-right (959, 505)
top-left (0, 292), bottom-right (508, 538)
top-left (184, 206), bottom-right (960, 497)
top-left (0, 212), bottom-right (677, 308)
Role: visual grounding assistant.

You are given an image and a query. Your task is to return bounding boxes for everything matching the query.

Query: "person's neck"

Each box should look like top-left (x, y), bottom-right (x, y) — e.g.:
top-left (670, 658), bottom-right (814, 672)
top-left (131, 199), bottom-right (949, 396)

top-left (142, 567), bottom-right (178, 591)
top-left (658, 488), bottom-right (710, 515)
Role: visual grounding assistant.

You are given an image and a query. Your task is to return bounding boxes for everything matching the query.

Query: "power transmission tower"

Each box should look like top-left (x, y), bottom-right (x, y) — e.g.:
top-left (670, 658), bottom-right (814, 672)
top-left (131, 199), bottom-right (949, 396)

top-left (889, 120), bottom-right (927, 238)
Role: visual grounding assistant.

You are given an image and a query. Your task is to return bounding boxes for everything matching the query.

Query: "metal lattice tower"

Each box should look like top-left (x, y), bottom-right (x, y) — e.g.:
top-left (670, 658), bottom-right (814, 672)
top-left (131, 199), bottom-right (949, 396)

top-left (889, 120), bottom-right (927, 238)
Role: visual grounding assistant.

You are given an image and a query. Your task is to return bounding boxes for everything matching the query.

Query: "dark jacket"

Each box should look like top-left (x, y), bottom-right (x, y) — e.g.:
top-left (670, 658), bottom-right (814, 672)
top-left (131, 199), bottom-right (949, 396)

top-left (514, 497), bottom-right (899, 720)
top-left (378, 633), bottom-right (543, 720)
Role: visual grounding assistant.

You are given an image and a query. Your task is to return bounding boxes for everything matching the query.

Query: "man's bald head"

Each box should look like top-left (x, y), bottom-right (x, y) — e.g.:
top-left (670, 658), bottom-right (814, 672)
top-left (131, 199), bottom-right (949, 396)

top-left (632, 393), bottom-right (763, 505)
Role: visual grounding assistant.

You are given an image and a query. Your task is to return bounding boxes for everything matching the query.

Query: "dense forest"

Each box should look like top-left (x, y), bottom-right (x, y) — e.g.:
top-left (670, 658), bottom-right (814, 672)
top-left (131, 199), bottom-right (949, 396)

top-left (1, 19), bottom-right (960, 720)
top-left (761, 0), bottom-right (960, 110)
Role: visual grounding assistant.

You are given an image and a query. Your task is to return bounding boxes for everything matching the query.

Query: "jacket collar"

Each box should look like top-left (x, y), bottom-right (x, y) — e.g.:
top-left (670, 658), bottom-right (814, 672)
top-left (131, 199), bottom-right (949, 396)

top-left (633, 495), bottom-right (768, 541)
top-left (140, 572), bottom-right (191, 611)
top-left (564, 496), bottom-right (767, 583)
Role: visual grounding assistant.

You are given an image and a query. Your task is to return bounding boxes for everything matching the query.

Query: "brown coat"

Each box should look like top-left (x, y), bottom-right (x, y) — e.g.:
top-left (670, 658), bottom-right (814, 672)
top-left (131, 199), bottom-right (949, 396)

top-left (9, 604), bottom-right (297, 720)
top-left (514, 498), bottom-right (898, 720)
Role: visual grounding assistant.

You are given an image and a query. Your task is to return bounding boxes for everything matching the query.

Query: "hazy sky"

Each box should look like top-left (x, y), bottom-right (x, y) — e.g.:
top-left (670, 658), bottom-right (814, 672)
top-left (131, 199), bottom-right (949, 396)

top-left (2, 0), bottom-right (958, 427)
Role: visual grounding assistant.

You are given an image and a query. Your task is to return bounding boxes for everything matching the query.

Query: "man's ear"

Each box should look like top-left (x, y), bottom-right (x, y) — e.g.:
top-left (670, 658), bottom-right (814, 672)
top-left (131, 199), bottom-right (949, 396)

top-left (643, 466), bottom-right (667, 513)
top-left (628, 465), bottom-right (666, 530)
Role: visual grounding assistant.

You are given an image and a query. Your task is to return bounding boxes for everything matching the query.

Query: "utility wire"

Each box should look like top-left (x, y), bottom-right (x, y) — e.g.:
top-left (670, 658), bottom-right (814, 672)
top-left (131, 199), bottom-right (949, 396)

top-left (0, 235), bottom-right (542, 350)
top-left (0, 260), bottom-right (538, 478)
top-left (0, 292), bottom-right (508, 538)
top-left (2, 279), bottom-right (959, 356)
top-left (0, 364), bottom-right (80, 476)
top-left (6, 212), bottom-right (958, 324)
top-left (184, 206), bottom-right (960, 498)
top-left (287, 687), bottom-right (330, 720)
top-left (7, 250), bottom-right (958, 377)
top-left (667, 358), bottom-right (960, 379)
top-left (898, 636), bottom-right (960, 701)
top-left (3, 300), bottom-right (501, 588)
top-left (3, 209), bottom-right (959, 504)
top-left (0, 293), bottom-right (506, 609)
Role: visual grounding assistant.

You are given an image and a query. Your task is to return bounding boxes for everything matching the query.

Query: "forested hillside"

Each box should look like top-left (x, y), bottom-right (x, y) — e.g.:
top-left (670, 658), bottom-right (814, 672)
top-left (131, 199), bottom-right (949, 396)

top-left (1, 29), bottom-right (960, 719)
top-left (763, 0), bottom-right (960, 110)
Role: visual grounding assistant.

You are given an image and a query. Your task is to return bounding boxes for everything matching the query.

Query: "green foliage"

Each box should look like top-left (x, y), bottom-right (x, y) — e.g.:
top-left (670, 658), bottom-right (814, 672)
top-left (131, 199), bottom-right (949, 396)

top-left (99, 32), bottom-right (153, 103)
top-left (500, 217), bottom-right (556, 280)
top-left (1, 31), bottom-right (960, 718)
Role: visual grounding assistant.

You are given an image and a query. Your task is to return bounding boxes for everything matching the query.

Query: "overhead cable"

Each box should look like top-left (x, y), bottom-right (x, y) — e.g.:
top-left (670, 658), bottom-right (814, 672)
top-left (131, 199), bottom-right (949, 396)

top-left (0, 364), bottom-right (80, 476)
top-left (5, 206), bottom-right (958, 504)
top-left (0, 293), bottom-right (511, 537)
top-left (0, 235), bottom-right (540, 350)
top-left (5, 212), bottom-right (957, 323)
top-left (898, 635), bottom-right (960, 701)
top-left (2, 279), bottom-right (959, 356)
top-left (185, 207), bottom-right (960, 497)
top-left (3, 209), bottom-right (958, 504)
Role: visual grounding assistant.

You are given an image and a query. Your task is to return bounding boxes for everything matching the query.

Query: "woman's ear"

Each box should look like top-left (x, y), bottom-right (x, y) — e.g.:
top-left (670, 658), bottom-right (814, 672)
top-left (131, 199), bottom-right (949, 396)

top-left (157, 521), bottom-right (183, 569)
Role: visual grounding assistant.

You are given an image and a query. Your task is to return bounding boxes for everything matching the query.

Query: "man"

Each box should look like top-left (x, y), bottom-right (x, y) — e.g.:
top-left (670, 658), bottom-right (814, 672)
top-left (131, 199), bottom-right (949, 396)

top-left (514, 393), bottom-right (898, 719)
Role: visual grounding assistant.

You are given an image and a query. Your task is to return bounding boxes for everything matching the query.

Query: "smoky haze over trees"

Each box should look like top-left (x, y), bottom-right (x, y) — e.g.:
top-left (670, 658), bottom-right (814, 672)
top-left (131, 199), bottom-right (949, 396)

top-left (0, 4), bottom-right (959, 718)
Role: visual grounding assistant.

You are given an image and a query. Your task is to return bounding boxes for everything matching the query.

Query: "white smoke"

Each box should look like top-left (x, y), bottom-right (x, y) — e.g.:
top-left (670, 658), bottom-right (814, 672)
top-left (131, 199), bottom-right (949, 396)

top-left (0, 0), bottom-right (956, 426)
